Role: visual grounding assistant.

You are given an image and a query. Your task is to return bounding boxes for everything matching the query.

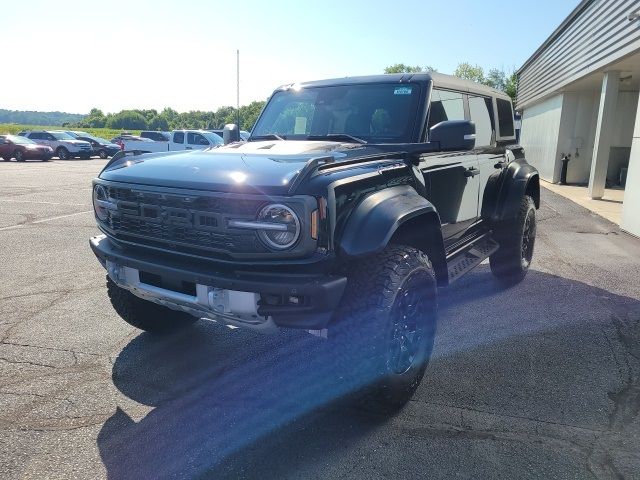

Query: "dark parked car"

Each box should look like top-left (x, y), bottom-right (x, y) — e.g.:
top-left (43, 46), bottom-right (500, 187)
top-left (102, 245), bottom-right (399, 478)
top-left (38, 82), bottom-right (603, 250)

top-left (73, 134), bottom-right (121, 159)
top-left (90, 73), bottom-right (539, 412)
top-left (0, 134), bottom-right (53, 162)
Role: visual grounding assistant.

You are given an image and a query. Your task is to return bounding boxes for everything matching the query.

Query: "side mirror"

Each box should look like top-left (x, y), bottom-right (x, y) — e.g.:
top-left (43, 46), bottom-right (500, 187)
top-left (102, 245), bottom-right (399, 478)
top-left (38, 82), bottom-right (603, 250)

top-left (223, 124), bottom-right (240, 145)
top-left (429, 120), bottom-right (476, 152)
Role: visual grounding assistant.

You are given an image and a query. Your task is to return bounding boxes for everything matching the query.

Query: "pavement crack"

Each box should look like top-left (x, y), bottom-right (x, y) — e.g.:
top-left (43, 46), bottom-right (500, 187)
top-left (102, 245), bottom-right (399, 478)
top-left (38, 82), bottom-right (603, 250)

top-left (0, 357), bottom-right (56, 369)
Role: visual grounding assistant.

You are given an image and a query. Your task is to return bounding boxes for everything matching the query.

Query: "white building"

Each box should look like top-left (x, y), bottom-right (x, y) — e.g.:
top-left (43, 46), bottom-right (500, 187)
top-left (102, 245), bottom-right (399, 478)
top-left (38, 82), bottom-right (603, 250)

top-left (517, 0), bottom-right (640, 236)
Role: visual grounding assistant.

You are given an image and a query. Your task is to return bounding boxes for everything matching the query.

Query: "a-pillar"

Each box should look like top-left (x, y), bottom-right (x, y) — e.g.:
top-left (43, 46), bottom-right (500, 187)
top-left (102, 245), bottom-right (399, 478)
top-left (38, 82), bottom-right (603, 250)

top-left (588, 71), bottom-right (620, 199)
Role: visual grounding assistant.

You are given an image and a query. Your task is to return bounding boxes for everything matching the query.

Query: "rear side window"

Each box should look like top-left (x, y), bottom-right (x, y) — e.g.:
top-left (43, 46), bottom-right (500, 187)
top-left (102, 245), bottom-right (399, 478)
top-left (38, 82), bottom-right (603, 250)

top-left (468, 96), bottom-right (494, 147)
top-left (428, 89), bottom-right (465, 129)
top-left (173, 132), bottom-right (184, 144)
top-left (496, 98), bottom-right (514, 138)
top-left (29, 132), bottom-right (43, 140)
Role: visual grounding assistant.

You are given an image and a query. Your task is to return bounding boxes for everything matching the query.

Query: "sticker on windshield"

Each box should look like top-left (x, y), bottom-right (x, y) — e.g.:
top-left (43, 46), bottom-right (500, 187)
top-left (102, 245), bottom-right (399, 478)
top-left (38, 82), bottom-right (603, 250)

top-left (394, 86), bottom-right (412, 95)
top-left (294, 117), bottom-right (307, 134)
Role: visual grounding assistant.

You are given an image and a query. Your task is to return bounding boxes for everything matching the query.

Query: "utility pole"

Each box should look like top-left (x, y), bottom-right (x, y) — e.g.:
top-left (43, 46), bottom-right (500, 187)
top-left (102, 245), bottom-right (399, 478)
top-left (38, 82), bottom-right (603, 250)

top-left (236, 49), bottom-right (240, 128)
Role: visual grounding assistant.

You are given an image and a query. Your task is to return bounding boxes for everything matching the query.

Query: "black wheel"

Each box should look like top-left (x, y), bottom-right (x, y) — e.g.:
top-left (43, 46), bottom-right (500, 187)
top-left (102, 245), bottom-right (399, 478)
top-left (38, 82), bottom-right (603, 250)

top-left (490, 195), bottom-right (536, 285)
top-left (331, 245), bottom-right (437, 413)
top-left (14, 150), bottom-right (25, 162)
top-left (98, 149), bottom-right (108, 159)
top-left (56, 147), bottom-right (69, 160)
top-left (106, 276), bottom-right (198, 334)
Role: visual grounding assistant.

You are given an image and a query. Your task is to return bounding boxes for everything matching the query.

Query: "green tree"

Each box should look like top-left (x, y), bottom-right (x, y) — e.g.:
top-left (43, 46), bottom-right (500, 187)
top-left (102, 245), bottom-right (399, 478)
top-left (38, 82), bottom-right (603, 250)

top-left (504, 73), bottom-right (518, 101)
top-left (148, 115), bottom-right (169, 131)
top-left (484, 68), bottom-right (506, 91)
top-left (106, 110), bottom-right (149, 130)
top-left (384, 63), bottom-right (437, 74)
top-left (454, 62), bottom-right (485, 83)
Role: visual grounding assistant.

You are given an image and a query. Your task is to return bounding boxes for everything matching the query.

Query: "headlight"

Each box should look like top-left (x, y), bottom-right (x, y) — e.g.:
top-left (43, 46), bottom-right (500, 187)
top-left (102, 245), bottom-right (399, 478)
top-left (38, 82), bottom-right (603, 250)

top-left (93, 185), bottom-right (110, 221)
top-left (257, 204), bottom-right (300, 249)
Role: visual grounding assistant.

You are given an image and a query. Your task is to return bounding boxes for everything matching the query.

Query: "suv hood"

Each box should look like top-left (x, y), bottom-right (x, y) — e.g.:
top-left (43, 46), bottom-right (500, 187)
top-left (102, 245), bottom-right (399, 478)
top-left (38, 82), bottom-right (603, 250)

top-left (99, 140), bottom-right (360, 194)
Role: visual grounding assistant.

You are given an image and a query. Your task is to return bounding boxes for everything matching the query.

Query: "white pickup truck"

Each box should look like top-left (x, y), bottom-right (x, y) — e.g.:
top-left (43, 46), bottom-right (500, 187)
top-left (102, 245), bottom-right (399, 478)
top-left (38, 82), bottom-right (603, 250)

top-left (122, 130), bottom-right (224, 153)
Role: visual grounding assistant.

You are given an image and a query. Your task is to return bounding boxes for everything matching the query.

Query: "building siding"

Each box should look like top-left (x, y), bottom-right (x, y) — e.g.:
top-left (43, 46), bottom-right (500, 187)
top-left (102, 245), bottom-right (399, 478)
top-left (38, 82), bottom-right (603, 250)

top-left (520, 95), bottom-right (564, 182)
top-left (517, 0), bottom-right (640, 109)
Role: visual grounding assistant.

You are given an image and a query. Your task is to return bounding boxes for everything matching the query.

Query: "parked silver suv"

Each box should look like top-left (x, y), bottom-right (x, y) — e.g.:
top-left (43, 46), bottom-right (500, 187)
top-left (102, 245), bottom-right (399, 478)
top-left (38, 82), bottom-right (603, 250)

top-left (19, 130), bottom-right (92, 159)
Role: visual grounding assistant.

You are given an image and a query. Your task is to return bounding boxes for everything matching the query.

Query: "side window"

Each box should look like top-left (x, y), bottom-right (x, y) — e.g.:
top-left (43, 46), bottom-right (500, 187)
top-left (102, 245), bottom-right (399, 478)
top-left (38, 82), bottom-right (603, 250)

top-left (30, 132), bottom-right (42, 140)
top-left (496, 98), bottom-right (515, 138)
top-left (468, 96), bottom-right (494, 147)
top-left (428, 89), bottom-right (465, 129)
top-left (173, 131), bottom-right (184, 144)
top-left (188, 132), bottom-right (208, 145)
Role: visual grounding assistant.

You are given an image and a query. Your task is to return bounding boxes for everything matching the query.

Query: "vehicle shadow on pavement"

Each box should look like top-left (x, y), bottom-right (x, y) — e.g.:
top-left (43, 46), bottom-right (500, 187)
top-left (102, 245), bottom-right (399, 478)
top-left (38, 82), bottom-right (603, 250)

top-left (97, 267), bottom-right (640, 479)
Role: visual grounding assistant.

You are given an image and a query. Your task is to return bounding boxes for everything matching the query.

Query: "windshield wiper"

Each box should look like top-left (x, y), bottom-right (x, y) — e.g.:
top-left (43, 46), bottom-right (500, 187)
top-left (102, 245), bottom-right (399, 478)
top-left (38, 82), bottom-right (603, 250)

top-left (249, 134), bottom-right (285, 141)
top-left (306, 134), bottom-right (367, 144)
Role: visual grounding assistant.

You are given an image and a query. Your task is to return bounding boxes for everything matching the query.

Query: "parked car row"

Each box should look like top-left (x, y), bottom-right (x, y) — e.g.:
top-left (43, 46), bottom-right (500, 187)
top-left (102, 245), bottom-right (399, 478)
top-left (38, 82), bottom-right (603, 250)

top-left (1, 127), bottom-right (251, 162)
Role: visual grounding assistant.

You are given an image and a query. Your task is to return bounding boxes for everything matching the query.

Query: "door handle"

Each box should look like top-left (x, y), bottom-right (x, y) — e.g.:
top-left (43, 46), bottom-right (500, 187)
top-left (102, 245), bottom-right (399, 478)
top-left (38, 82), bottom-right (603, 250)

top-left (494, 160), bottom-right (506, 169)
top-left (464, 167), bottom-right (480, 177)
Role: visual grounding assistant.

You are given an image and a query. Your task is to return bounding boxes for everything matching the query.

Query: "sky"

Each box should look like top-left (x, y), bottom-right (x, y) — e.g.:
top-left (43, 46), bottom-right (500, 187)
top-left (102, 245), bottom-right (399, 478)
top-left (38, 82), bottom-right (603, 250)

top-left (3, 0), bottom-right (578, 114)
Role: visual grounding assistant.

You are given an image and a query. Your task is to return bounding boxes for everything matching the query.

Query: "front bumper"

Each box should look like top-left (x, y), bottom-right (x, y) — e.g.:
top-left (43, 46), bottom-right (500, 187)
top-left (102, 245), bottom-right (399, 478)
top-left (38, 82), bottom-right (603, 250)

top-left (90, 235), bottom-right (347, 330)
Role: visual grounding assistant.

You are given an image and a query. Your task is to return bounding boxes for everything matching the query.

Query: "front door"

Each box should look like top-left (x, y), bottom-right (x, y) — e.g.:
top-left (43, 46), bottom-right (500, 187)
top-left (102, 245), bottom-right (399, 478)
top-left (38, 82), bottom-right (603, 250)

top-left (421, 89), bottom-right (480, 245)
top-left (421, 153), bottom-right (480, 244)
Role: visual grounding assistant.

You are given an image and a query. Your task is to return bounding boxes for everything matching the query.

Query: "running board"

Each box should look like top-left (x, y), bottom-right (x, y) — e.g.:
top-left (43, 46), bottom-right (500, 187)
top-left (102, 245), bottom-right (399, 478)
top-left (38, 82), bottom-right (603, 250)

top-left (446, 235), bottom-right (499, 284)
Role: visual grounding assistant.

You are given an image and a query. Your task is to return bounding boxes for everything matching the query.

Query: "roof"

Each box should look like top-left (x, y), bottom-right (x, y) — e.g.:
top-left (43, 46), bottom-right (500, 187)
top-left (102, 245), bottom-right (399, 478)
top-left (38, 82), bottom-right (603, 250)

top-left (516, 0), bottom-right (593, 75)
top-left (280, 72), bottom-right (510, 99)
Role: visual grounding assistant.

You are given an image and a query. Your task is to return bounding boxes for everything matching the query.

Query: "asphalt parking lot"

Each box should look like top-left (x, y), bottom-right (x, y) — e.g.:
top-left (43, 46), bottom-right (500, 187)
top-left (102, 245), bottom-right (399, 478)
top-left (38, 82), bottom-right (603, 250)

top-left (1, 158), bottom-right (639, 479)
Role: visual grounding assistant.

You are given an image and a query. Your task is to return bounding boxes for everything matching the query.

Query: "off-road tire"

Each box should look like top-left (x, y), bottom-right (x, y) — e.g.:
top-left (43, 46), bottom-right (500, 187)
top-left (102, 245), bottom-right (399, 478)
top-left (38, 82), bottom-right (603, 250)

top-left (331, 245), bottom-right (437, 413)
top-left (106, 276), bottom-right (198, 334)
top-left (56, 147), bottom-right (69, 160)
top-left (490, 195), bottom-right (536, 285)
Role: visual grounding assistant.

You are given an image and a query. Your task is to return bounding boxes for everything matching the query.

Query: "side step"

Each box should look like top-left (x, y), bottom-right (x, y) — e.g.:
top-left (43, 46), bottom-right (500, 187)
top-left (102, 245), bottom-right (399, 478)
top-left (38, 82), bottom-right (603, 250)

top-left (446, 234), bottom-right (500, 284)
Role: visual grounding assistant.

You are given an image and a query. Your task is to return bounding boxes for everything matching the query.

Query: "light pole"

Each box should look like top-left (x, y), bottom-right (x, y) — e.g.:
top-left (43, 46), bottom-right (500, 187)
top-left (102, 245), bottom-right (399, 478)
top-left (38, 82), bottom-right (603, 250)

top-left (236, 49), bottom-right (240, 128)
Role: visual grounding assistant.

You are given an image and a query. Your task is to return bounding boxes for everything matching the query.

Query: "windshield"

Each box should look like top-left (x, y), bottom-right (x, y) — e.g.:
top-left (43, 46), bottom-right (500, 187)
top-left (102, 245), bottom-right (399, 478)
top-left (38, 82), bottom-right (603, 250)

top-left (50, 131), bottom-right (75, 140)
top-left (8, 135), bottom-right (36, 144)
top-left (251, 83), bottom-right (421, 143)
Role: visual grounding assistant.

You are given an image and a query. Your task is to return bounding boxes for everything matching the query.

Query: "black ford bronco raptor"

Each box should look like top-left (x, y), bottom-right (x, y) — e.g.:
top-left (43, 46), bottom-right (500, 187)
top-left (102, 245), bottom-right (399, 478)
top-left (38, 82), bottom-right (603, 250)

top-left (90, 73), bottom-right (539, 410)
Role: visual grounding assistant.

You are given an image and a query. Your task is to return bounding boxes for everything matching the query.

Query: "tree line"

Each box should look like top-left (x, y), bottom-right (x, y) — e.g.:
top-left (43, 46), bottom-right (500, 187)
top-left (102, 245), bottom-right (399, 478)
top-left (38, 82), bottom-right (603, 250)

top-left (74, 62), bottom-right (515, 132)
top-left (0, 109), bottom-right (85, 126)
top-left (67, 101), bottom-right (266, 132)
top-left (384, 63), bottom-right (517, 100)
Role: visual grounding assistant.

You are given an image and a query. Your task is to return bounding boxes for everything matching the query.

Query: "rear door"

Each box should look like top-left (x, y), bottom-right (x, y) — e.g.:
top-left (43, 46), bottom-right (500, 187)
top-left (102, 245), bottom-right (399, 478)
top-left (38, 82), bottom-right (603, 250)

top-left (171, 131), bottom-right (185, 150)
top-left (468, 94), bottom-right (500, 218)
top-left (420, 89), bottom-right (480, 245)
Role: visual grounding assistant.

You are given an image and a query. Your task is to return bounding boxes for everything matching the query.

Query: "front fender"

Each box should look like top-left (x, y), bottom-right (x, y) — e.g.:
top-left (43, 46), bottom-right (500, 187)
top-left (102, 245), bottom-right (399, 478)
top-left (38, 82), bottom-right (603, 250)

top-left (338, 185), bottom-right (440, 258)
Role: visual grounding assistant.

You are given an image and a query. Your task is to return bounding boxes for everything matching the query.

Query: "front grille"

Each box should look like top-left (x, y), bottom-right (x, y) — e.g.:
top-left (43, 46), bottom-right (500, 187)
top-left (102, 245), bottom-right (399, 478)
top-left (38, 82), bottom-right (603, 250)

top-left (103, 186), bottom-right (269, 256)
